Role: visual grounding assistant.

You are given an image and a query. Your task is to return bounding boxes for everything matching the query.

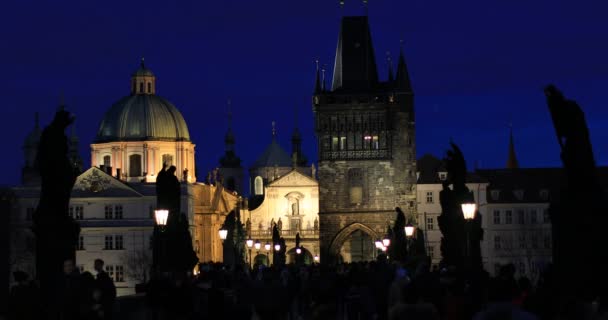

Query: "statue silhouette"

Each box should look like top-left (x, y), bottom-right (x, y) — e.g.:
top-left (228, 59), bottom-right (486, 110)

top-left (33, 109), bottom-right (80, 318)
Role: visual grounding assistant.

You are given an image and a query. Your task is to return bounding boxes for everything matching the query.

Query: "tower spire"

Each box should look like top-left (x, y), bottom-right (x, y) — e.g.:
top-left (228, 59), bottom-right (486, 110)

top-left (272, 121), bottom-right (276, 139)
top-left (321, 65), bottom-right (327, 92)
top-left (395, 40), bottom-right (412, 92)
top-left (314, 59), bottom-right (322, 94)
top-left (387, 51), bottom-right (394, 83)
top-left (506, 125), bottom-right (519, 169)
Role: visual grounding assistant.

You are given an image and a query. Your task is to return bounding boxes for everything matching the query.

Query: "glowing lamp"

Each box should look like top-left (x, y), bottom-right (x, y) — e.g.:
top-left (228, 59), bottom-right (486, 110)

top-left (314, 255), bottom-right (320, 262)
top-left (296, 247), bottom-right (302, 255)
top-left (154, 209), bottom-right (168, 226)
top-left (254, 240), bottom-right (261, 251)
top-left (405, 225), bottom-right (415, 238)
top-left (218, 228), bottom-right (228, 240)
top-left (375, 240), bottom-right (383, 249)
top-left (274, 244), bottom-right (281, 252)
top-left (382, 238), bottom-right (391, 247)
top-left (264, 242), bottom-right (271, 251)
top-left (246, 238), bottom-right (254, 248)
top-left (461, 203), bottom-right (477, 220)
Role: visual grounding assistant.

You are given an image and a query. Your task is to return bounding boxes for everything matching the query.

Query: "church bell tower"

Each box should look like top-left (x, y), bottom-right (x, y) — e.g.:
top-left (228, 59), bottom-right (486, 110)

top-left (313, 15), bottom-right (417, 263)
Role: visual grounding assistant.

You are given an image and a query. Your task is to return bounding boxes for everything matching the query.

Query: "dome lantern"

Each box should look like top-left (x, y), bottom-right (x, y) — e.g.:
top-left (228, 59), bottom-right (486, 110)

top-left (131, 58), bottom-right (156, 95)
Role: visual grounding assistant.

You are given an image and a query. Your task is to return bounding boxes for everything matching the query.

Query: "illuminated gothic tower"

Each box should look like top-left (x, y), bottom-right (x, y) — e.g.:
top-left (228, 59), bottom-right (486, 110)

top-left (313, 16), bottom-right (416, 263)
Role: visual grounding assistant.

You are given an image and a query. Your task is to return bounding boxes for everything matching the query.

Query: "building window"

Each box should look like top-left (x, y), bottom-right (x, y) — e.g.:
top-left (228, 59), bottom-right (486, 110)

top-left (77, 236), bottom-right (85, 251)
top-left (26, 207), bottom-right (34, 221)
top-left (105, 265), bottom-right (114, 278)
top-left (129, 154), bottom-right (142, 177)
top-left (544, 235), bottom-right (552, 249)
top-left (115, 235), bottom-right (124, 250)
top-left (539, 189), bottom-right (549, 201)
top-left (530, 209), bottom-right (538, 224)
top-left (195, 240), bottom-right (200, 253)
top-left (331, 136), bottom-right (339, 150)
top-left (348, 168), bottom-right (364, 205)
top-left (104, 236), bottom-right (113, 250)
top-left (69, 205), bottom-right (83, 220)
top-left (543, 209), bottom-right (550, 223)
top-left (519, 234), bottom-right (526, 249)
top-left (147, 82), bottom-right (151, 93)
top-left (114, 205), bottom-right (123, 219)
top-left (427, 246), bottom-right (434, 258)
top-left (162, 154), bottom-right (173, 167)
top-left (493, 210), bottom-right (501, 225)
top-left (494, 236), bottom-right (501, 250)
top-left (491, 190), bottom-right (500, 201)
top-left (254, 176), bottom-right (263, 195)
top-left (105, 205), bottom-right (113, 219)
top-left (103, 155), bottom-right (111, 167)
top-left (115, 265), bottom-right (124, 282)
top-left (514, 190), bottom-right (524, 201)
top-left (438, 172), bottom-right (447, 181)
top-left (339, 136), bottom-right (346, 150)
top-left (426, 217), bottom-right (434, 230)
top-left (505, 210), bottom-right (512, 224)
top-left (372, 136), bottom-right (379, 150)
top-left (517, 210), bottom-right (525, 224)
top-left (426, 191), bottom-right (433, 203)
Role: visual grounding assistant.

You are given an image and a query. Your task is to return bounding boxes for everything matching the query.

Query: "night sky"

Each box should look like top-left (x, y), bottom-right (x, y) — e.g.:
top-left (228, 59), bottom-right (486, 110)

top-left (2, 0), bottom-right (608, 187)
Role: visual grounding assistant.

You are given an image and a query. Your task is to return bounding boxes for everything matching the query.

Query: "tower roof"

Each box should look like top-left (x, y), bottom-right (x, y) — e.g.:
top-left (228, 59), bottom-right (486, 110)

top-left (252, 123), bottom-right (292, 168)
top-left (331, 16), bottom-right (378, 92)
top-left (395, 44), bottom-right (412, 92)
top-left (506, 128), bottom-right (519, 169)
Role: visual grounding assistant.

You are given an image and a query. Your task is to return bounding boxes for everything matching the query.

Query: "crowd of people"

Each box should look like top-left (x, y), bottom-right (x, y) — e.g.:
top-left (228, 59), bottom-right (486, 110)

top-left (8, 258), bottom-right (116, 320)
top-left (8, 257), bottom-right (606, 320)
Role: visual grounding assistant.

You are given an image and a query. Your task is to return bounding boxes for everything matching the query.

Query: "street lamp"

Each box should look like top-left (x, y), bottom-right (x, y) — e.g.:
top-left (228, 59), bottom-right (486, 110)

top-left (404, 224), bottom-right (415, 238)
top-left (382, 237), bottom-right (391, 248)
top-left (154, 209), bottom-right (169, 229)
top-left (374, 240), bottom-right (383, 249)
top-left (461, 201), bottom-right (477, 266)
top-left (274, 244), bottom-right (281, 252)
top-left (296, 247), bottom-right (302, 255)
top-left (218, 228), bottom-right (228, 241)
top-left (314, 255), bottom-right (320, 263)
top-left (254, 240), bottom-right (261, 251)
top-left (246, 238), bottom-right (254, 269)
top-left (264, 242), bottom-right (271, 266)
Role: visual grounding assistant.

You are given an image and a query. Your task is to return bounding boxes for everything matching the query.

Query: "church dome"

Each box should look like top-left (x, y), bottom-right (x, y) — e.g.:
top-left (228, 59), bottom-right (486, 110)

top-left (95, 60), bottom-right (191, 143)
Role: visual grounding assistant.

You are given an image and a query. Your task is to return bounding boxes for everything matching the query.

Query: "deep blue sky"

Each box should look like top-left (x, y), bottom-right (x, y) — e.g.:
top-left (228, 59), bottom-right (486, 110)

top-left (2, 0), bottom-right (608, 186)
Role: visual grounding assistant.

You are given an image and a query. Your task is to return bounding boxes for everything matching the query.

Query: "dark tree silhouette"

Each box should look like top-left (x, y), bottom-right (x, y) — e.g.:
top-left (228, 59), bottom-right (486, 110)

top-left (32, 109), bottom-right (80, 318)
top-left (437, 143), bottom-right (483, 273)
top-left (545, 85), bottom-right (608, 303)
top-left (389, 207), bottom-right (408, 263)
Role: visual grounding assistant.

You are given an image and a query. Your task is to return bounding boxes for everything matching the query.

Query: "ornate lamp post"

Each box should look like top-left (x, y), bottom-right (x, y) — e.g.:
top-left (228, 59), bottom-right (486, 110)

top-left (264, 242), bottom-right (271, 266)
top-left (219, 228), bottom-right (228, 241)
top-left (296, 247), bottom-right (302, 255)
top-left (154, 209), bottom-right (169, 230)
top-left (382, 237), bottom-right (391, 248)
top-left (405, 224), bottom-right (415, 254)
top-left (246, 238), bottom-right (254, 269)
top-left (153, 209), bottom-right (169, 271)
top-left (461, 202), bottom-right (477, 263)
top-left (314, 255), bottom-right (320, 264)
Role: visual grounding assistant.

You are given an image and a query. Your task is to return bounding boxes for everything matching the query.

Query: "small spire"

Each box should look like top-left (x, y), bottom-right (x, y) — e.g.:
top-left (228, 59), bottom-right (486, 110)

top-left (386, 51), bottom-right (394, 83)
top-left (321, 65), bottom-right (327, 92)
top-left (396, 40), bottom-right (412, 91)
top-left (140, 57), bottom-right (145, 69)
top-left (272, 121), bottom-right (276, 138)
top-left (506, 124), bottom-right (519, 169)
top-left (314, 59), bottom-right (322, 94)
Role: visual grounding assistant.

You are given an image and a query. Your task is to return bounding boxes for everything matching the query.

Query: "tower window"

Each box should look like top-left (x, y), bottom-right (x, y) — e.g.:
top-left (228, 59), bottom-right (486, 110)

top-left (254, 176), bottom-right (263, 195)
top-left (129, 154), bottom-right (142, 177)
top-left (348, 168), bottom-right (364, 205)
top-left (147, 82), bottom-right (151, 93)
top-left (139, 82), bottom-right (144, 93)
top-left (103, 155), bottom-right (111, 168)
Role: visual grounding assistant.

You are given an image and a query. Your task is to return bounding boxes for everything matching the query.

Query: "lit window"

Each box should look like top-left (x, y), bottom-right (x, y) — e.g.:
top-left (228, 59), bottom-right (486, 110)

top-left (494, 236), bottom-right (501, 250)
top-left (505, 210), bottom-right (512, 224)
top-left (372, 136), bottom-right (379, 150)
top-left (332, 137), bottom-right (339, 150)
top-left (339, 136), bottom-right (346, 150)
top-left (493, 210), bottom-right (501, 224)
top-left (115, 265), bottom-right (124, 282)
top-left (426, 191), bottom-right (433, 203)
top-left (115, 235), bottom-right (124, 250)
top-left (104, 236), bottom-right (113, 250)
top-left (254, 176), bottom-right (263, 196)
top-left (426, 217), bottom-right (434, 230)
top-left (438, 172), bottom-right (447, 181)
top-left (348, 168), bottom-right (363, 205)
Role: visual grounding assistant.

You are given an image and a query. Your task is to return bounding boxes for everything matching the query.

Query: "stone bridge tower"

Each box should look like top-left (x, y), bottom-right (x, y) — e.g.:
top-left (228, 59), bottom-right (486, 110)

top-left (313, 16), bottom-right (416, 263)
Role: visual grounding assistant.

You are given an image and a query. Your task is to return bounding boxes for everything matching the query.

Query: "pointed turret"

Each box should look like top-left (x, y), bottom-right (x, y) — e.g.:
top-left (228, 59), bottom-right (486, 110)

top-left (506, 127), bottom-right (519, 169)
top-left (387, 52), bottom-right (394, 83)
top-left (331, 16), bottom-right (379, 91)
top-left (131, 58), bottom-right (156, 95)
top-left (395, 43), bottom-right (412, 92)
top-left (69, 123), bottom-right (83, 173)
top-left (219, 99), bottom-right (241, 168)
top-left (314, 60), bottom-right (322, 94)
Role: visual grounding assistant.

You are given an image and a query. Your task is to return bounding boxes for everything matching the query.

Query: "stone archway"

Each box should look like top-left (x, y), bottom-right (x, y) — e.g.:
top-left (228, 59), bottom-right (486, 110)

top-left (328, 222), bottom-right (378, 260)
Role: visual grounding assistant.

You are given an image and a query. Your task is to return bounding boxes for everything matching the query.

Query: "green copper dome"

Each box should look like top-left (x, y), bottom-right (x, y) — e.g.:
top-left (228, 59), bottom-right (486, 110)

top-left (95, 95), bottom-right (191, 142)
